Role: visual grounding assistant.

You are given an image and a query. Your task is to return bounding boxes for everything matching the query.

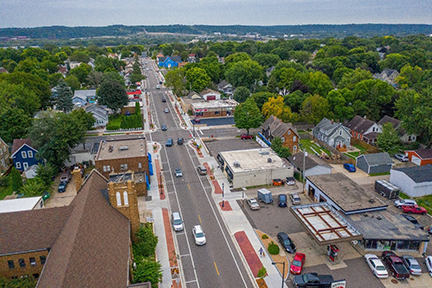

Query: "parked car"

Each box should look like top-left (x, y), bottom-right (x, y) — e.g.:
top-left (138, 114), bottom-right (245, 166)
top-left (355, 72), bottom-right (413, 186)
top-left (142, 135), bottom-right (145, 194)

top-left (277, 232), bottom-right (296, 253)
top-left (401, 214), bottom-right (424, 230)
top-left (272, 179), bottom-right (284, 186)
top-left (240, 134), bottom-right (253, 139)
top-left (402, 255), bottom-right (422, 275)
top-left (364, 254), bottom-right (389, 278)
top-left (60, 171), bottom-right (71, 183)
top-left (166, 138), bottom-right (173, 147)
top-left (156, 84), bottom-right (160, 89)
top-left (58, 181), bottom-right (67, 193)
top-left (425, 255), bottom-right (432, 277)
top-left (164, 108), bottom-right (169, 113)
top-left (293, 273), bottom-right (334, 288)
top-left (161, 124), bottom-right (167, 131)
top-left (382, 251), bottom-right (410, 280)
top-left (343, 163), bottom-right (356, 172)
top-left (171, 212), bottom-right (184, 231)
top-left (162, 98), bottom-right (166, 102)
top-left (194, 118), bottom-right (201, 123)
top-left (192, 225), bottom-right (206, 245)
top-left (289, 193), bottom-right (301, 205)
top-left (394, 199), bottom-right (417, 208)
top-left (177, 138), bottom-right (184, 145)
top-left (278, 194), bottom-right (287, 207)
top-left (196, 165), bottom-right (207, 175)
top-left (286, 177), bottom-right (296, 185)
top-left (290, 253), bottom-right (306, 275)
top-left (247, 198), bottom-right (260, 210)
top-left (394, 154), bottom-right (409, 162)
top-left (175, 168), bottom-right (182, 177)
top-left (427, 226), bottom-right (432, 235)
top-left (402, 205), bottom-right (427, 215)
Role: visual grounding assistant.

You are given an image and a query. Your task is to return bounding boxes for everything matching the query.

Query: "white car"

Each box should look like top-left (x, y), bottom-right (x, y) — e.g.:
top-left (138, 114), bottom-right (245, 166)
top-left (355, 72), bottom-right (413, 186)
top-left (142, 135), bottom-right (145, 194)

top-left (425, 256), bottom-right (432, 277)
top-left (364, 254), bottom-right (389, 278)
top-left (192, 225), bottom-right (206, 245)
top-left (247, 198), bottom-right (260, 210)
top-left (175, 168), bottom-right (182, 178)
top-left (394, 199), bottom-right (417, 208)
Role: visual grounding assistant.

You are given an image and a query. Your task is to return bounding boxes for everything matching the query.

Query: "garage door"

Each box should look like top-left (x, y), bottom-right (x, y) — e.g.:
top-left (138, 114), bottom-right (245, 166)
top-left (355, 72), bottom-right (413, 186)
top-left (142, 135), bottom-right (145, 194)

top-left (412, 155), bottom-right (421, 166)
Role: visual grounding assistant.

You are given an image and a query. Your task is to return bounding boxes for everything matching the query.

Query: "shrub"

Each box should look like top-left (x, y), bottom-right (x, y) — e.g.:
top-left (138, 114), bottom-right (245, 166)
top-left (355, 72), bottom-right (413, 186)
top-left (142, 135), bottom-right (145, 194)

top-left (257, 266), bottom-right (267, 278)
top-left (133, 223), bottom-right (158, 258)
top-left (261, 234), bottom-right (269, 240)
top-left (268, 241), bottom-right (280, 255)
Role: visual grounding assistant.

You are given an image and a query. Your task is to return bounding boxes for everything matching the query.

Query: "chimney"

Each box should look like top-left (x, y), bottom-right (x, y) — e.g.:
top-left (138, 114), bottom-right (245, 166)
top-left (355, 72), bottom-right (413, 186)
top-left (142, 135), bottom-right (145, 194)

top-left (72, 167), bottom-right (83, 193)
top-left (331, 119), bottom-right (334, 124)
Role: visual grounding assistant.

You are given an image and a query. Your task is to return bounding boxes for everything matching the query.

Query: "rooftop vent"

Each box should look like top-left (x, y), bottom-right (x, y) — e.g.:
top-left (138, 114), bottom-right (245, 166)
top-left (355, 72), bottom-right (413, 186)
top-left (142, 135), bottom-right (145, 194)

top-left (233, 161), bottom-right (241, 168)
top-left (119, 146), bottom-right (129, 151)
top-left (267, 158), bottom-right (272, 163)
top-left (108, 146), bottom-right (114, 153)
top-left (259, 150), bottom-right (270, 155)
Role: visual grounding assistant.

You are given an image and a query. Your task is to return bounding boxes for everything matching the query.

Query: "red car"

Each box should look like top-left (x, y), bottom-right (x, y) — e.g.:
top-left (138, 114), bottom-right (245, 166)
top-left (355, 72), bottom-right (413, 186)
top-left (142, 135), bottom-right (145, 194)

top-left (402, 205), bottom-right (427, 215)
top-left (240, 134), bottom-right (253, 139)
top-left (290, 253), bottom-right (306, 275)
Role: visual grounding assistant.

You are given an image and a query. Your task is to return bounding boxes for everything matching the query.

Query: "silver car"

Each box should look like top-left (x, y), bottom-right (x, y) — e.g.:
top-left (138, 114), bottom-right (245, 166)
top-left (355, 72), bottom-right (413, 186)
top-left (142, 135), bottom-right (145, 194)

top-left (289, 193), bottom-right (301, 205)
top-left (402, 255), bottom-right (422, 275)
top-left (394, 199), bottom-right (417, 208)
top-left (247, 198), bottom-right (260, 210)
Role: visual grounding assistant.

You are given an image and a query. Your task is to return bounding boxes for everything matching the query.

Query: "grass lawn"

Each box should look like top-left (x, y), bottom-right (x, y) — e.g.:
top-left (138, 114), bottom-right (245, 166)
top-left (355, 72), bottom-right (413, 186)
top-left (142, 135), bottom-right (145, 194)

top-left (415, 195), bottom-right (432, 215)
top-left (299, 139), bottom-right (331, 156)
top-left (353, 144), bottom-right (367, 154)
top-left (399, 192), bottom-right (410, 199)
top-left (344, 153), bottom-right (356, 160)
top-left (0, 183), bottom-right (13, 200)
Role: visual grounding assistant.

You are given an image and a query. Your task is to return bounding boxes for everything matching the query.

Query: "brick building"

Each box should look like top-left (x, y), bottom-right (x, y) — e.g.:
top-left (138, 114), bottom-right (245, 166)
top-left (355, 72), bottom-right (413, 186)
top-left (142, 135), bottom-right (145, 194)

top-left (95, 137), bottom-right (150, 194)
top-left (191, 99), bottom-right (238, 118)
top-left (261, 115), bottom-right (300, 154)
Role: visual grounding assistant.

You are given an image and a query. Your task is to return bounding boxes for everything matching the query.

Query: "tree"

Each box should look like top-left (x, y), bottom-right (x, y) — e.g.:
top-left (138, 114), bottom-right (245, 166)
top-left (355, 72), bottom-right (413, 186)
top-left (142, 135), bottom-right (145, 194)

top-left (70, 109), bottom-right (95, 130)
top-left (337, 68), bottom-right (373, 90)
top-left (130, 57), bottom-right (144, 84)
top-left (271, 137), bottom-right (292, 158)
top-left (326, 89), bottom-right (354, 122)
top-left (252, 53), bottom-right (281, 68)
top-left (69, 63), bottom-right (92, 85)
top-left (301, 94), bottom-right (332, 125)
top-left (379, 53), bottom-right (409, 71)
top-left (9, 167), bottom-right (23, 193)
top-left (54, 79), bottom-right (73, 112)
top-left (234, 98), bottom-right (263, 135)
top-left (284, 90), bottom-right (306, 113)
top-left (0, 275), bottom-right (37, 288)
top-left (165, 69), bottom-right (185, 96)
top-left (0, 81), bottom-right (40, 116)
top-left (20, 178), bottom-right (46, 197)
top-left (377, 123), bottom-right (400, 153)
top-left (97, 78), bottom-right (128, 113)
top-left (65, 74), bottom-right (80, 91)
top-left (233, 86), bottom-right (250, 103)
top-left (133, 224), bottom-right (159, 257)
top-left (36, 163), bottom-right (57, 188)
top-left (0, 107), bottom-right (31, 143)
top-left (87, 70), bottom-right (104, 88)
top-left (262, 96), bottom-right (292, 122)
top-left (132, 257), bottom-right (163, 288)
top-left (250, 92), bottom-right (275, 110)
top-left (225, 60), bottom-right (263, 89)
top-left (186, 67), bottom-right (211, 92)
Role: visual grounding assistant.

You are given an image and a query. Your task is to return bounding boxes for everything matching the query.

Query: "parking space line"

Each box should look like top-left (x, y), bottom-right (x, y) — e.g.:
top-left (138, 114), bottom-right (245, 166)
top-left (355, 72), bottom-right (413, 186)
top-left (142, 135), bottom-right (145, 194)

top-left (180, 253), bottom-right (190, 257)
top-left (198, 214), bottom-right (202, 224)
top-left (187, 184), bottom-right (191, 190)
top-left (214, 262), bottom-right (220, 275)
top-left (185, 280), bottom-right (197, 284)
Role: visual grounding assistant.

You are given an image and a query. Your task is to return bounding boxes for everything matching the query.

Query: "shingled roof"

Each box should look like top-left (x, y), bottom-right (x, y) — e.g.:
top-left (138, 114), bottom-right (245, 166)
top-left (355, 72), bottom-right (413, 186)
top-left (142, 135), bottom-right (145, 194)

top-left (262, 115), bottom-right (298, 138)
top-left (410, 149), bottom-right (432, 160)
top-left (11, 138), bottom-right (35, 155)
top-left (378, 115), bottom-right (401, 129)
top-left (287, 152), bottom-right (332, 171)
top-left (345, 115), bottom-right (376, 134)
top-left (357, 152), bottom-right (393, 166)
top-left (394, 165), bottom-right (432, 183)
top-left (36, 170), bottom-right (131, 288)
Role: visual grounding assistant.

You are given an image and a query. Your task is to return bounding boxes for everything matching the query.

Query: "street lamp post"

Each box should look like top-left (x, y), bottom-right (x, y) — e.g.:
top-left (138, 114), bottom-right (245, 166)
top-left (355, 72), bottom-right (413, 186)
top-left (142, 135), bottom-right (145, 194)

top-left (222, 183), bottom-right (225, 207)
top-left (272, 261), bottom-right (286, 288)
top-left (159, 172), bottom-right (163, 195)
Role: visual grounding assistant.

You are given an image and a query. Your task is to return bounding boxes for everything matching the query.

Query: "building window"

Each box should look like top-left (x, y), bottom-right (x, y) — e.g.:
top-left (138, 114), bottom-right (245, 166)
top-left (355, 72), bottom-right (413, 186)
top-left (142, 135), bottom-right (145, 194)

top-left (124, 164), bottom-right (128, 170)
top-left (215, 111), bottom-right (220, 115)
top-left (103, 166), bottom-right (107, 172)
top-left (120, 164), bottom-right (124, 170)
top-left (339, 130), bottom-right (342, 136)
top-left (28, 151), bottom-right (33, 158)
top-left (19, 259), bottom-right (25, 267)
top-left (293, 136), bottom-right (297, 142)
top-left (16, 162), bottom-right (21, 169)
top-left (107, 165), bottom-right (110, 171)
top-left (281, 137), bottom-right (285, 142)
top-left (123, 191), bottom-right (129, 206)
top-left (116, 192), bottom-right (121, 206)
top-left (8, 260), bottom-right (14, 269)
top-left (288, 131), bottom-right (291, 135)
top-left (23, 162), bottom-right (28, 170)
top-left (138, 162), bottom-right (142, 169)
top-left (40, 256), bottom-right (46, 265)
top-left (21, 151), bottom-right (27, 158)
top-left (30, 257), bottom-right (36, 266)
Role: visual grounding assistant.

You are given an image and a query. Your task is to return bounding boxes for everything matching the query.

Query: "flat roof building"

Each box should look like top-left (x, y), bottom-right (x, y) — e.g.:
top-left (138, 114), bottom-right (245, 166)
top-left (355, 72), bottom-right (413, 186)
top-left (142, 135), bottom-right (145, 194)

top-left (191, 99), bottom-right (238, 118)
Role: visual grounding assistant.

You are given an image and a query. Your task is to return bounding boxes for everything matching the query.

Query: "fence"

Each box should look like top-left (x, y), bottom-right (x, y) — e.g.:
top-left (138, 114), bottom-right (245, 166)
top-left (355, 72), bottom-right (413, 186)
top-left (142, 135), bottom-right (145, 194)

top-left (312, 136), bottom-right (354, 164)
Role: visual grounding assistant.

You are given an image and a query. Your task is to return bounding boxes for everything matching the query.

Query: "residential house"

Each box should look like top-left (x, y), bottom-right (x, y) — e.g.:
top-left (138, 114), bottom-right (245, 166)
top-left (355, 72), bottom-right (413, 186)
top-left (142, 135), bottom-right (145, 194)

top-left (217, 80), bottom-right (234, 97)
top-left (356, 152), bottom-right (393, 175)
top-left (313, 118), bottom-right (351, 149)
top-left (373, 68), bottom-right (399, 87)
top-left (188, 54), bottom-right (197, 63)
top-left (72, 89), bottom-right (97, 107)
top-left (84, 104), bottom-right (109, 128)
top-left (0, 170), bottom-right (150, 287)
top-left (179, 92), bottom-right (205, 114)
top-left (200, 89), bottom-right (221, 101)
top-left (11, 138), bottom-right (43, 172)
top-left (405, 149), bottom-right (432, 166)
top-left (191, 99), bottom-right (238, 118)
top-left (58, 65), bottom-right (67, 77)
top-left (287, 152), bottom-right (333, 177)
top-left (390, 165), bottom-right (432, 197)
top-left (378, 115), bottom-right (416, 143)
top-left (158, 55), bottom-right (182, 68)
top-left (265, 66), bottom-right (275, 77)
top-left (0, 137), bottom-right (10, 174)
top-left (261, 115), bottom-right (300, 154)
top-left (345, 115), bottom-right (381, 144)
top-left (68, 61), bottom-right (81, 69)
top-left (0, 67), bottom-right (9, 74)
top-left (95, 137), bottom-right (150, 195)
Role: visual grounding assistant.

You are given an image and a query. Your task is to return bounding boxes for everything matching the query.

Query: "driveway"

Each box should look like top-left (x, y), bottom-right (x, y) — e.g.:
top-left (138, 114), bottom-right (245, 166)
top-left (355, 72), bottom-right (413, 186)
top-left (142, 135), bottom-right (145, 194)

top-left (330, 164), bottom-right (390, 185)
top-left (45, 177), bottom-right (77, 208)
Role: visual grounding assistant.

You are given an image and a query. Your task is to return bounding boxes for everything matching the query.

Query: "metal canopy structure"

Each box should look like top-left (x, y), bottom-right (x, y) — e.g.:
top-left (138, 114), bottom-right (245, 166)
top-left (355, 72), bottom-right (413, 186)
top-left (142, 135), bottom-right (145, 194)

top-left (291, 203), bottom-right (362, 245)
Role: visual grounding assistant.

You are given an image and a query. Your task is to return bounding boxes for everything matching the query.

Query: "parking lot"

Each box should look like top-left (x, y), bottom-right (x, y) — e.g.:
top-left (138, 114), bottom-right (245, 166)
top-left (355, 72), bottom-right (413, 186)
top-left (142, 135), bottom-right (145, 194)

top-left (204, 137), bottom-right (262, 156)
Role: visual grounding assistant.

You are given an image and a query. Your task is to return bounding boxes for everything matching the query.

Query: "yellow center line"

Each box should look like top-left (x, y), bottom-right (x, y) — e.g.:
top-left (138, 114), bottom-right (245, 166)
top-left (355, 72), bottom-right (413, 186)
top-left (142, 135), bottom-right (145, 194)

top-left (198, 215), bottom-right (202, 224)
top-left (187, 184), bottom-right (191, 190)
top-left (180, 161), bottom-right (183, 166)
top-left (214, 262), bottom-right (220, 275)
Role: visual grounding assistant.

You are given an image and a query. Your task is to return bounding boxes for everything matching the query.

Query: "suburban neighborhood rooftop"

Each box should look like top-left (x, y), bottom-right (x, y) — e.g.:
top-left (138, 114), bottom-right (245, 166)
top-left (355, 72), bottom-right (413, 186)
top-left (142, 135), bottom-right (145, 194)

top-left (394, 165), bottom-right (432, 183)
top-left (191, 99), bottom-right (238, 109)
top-left (96, 137), bottom-right (147, 160)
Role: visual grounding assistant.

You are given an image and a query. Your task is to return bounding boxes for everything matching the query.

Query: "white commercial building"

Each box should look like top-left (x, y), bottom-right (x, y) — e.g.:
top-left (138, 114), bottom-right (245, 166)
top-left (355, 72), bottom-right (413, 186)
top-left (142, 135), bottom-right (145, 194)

top-left (217, 148), bottom-right (293, 189)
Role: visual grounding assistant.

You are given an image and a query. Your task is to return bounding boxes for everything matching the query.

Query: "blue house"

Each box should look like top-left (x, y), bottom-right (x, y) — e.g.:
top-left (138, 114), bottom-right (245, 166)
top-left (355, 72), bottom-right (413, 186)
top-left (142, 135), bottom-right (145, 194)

top-left (72, 90), bottom-right (97, 107)
top-left (158, 56), bottom-right (182, 68)
top-left (11, 138), bottom-right (43, 171)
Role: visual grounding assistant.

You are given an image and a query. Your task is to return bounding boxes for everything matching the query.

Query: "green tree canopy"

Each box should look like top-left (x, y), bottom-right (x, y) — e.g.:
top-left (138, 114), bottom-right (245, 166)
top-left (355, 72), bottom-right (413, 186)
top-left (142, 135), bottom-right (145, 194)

top-left (186, 67), bottom-right (211, 92)
top-left (0, 107), bottom-right (32, 143)
top-left (233, 86), bottom-right (250, 103)
top-left (377, 123), bottom-right (400, 153)
top-left (165, 69), bottom-right (185, 96)
top-left (252, 53), bottom-right (281, 68)
top-left (225, 60), bottom-right (263, 89)
top-left (234, 98), bottom-right (263, 135)
top-left (54, 79), bottom-right (73, 112)
top-left (0, 81), bottom-right (40, 116)
top-left (301, 94), bottom-right (332, 124)
top-left (97, 78), bottom-right (128, 112)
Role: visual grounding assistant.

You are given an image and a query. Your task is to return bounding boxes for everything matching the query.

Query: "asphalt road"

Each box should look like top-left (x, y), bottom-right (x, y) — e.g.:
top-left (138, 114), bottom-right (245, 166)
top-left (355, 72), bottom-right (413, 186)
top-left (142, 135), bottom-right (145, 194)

top-left (144, 59), bottom-right (254, 288)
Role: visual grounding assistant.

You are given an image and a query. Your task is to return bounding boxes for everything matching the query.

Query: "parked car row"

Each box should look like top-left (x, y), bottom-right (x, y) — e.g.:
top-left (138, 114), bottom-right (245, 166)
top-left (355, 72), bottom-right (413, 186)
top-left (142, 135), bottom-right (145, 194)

top-left (248, 192), bottom-right (301, 210)
top-left (166, 138), bottom-right (184, 147)
top-left (171, 212), bottom-right (206, 246)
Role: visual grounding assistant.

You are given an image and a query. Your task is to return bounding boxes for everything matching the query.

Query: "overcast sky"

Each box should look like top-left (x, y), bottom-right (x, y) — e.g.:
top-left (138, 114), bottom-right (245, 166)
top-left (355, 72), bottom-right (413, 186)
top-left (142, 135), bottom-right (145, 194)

top-left (0, 0), bottom-right (431, 28)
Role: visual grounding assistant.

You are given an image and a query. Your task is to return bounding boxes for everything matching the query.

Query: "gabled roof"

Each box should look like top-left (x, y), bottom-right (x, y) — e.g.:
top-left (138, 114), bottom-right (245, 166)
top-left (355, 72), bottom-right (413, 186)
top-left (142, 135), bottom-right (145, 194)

top-left (262, 115), bottom-right (299, 138)
top-left (200, 89), bottom-right (221, 96)
top-left (314, 118), bottom-right (350, 137)
top-left (11, 138), bottom-right (36, 155)
top-left (169, 55), bottom-right (182, 63)
top-left (287, 152), bottom-right (332, 171)
top-left (394, 165), bottom-right (432, 183)
top-left (217, 80), bottom-right (232, 90)
top-left (357, 152), bottom-right (393, 166)
top-left (73, 89), bottom-right (96, 100)
top-left (345, 115), bottom-right (376, 134)
top-left (378, 115), bottom-right (400, 129)
top-left (36, 170), bottom-right (131, 288)
top-left (408, 149), bottom-right (432, 160)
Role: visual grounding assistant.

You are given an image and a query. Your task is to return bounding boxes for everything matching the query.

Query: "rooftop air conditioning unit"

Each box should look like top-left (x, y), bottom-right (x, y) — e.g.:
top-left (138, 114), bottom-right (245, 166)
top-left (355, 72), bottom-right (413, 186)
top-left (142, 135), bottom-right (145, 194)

top-left (233, 161), bottom-right (241, 168)
top-left (119, 146), bottom-right (129, 151)
top-left (267, 158), bottom-right (272, 163)
top-left (108, 146), bottom-right (114, 152)
top-left (259, 150), bottom-right (270, 155)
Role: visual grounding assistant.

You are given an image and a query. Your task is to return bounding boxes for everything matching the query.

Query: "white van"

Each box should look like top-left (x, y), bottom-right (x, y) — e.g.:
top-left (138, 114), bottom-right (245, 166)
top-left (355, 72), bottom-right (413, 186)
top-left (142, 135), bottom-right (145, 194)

top-left (172, 212), bottom-right (184, 231)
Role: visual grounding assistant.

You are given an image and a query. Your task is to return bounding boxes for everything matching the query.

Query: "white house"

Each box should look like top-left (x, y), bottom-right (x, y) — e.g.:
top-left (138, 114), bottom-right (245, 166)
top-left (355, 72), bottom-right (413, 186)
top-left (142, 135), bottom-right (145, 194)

top-left (389, 165), bottom-right (432, 197)
top-left (200, 89), bottom-right (221, 101)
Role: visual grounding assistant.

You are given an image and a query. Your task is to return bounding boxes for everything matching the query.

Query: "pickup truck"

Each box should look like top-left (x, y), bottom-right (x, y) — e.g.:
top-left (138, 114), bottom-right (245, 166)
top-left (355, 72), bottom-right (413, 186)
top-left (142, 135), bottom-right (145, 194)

top-left (402, 205), bottom-right (427, 215)
top-left (293, 273), bottom-right (334, 287)
top-left (382, 251), bottom-right (410, 280)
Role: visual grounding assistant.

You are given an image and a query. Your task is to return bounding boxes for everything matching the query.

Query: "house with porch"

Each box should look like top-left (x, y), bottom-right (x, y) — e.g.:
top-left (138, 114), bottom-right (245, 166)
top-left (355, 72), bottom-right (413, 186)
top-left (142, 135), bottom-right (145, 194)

top-left (261, 115), bottom-right (300, 154)
top-left (345, 115), bottom-right (381, 144)
top-left (11, 138), bottom-right (43, 172)
top-left (378, 115), bottom-right (416, 143)
top-left (313, 118), bottom-right (351, 149)
top-left (217, 80), bottom-right (234, 97)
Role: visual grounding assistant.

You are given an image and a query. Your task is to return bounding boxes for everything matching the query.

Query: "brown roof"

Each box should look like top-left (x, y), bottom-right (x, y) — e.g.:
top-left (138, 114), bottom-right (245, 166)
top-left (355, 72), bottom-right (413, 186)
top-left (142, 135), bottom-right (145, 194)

top-left (378, 115), bottom-right (400, 129)
top-left (345, 115), bottom-right (376, 134)
top-left (287, 152), bottom-right (332, 171)
top-left (411, 149), bottom-right (432, 160)
top-left (11, 138), bottom-right (34, 155)
top-left (262, 115), bottom-right (298, 138)
top-left (37, 170), bottom-right (131, 288)
top-left (0, 206), bottom-right (72, 255)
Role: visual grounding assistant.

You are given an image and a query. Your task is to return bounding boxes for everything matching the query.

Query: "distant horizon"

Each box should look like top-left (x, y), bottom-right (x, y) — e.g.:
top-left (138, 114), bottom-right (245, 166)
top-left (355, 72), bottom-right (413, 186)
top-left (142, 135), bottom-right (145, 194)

top-left (1, 0), bottom-right (431, 29)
